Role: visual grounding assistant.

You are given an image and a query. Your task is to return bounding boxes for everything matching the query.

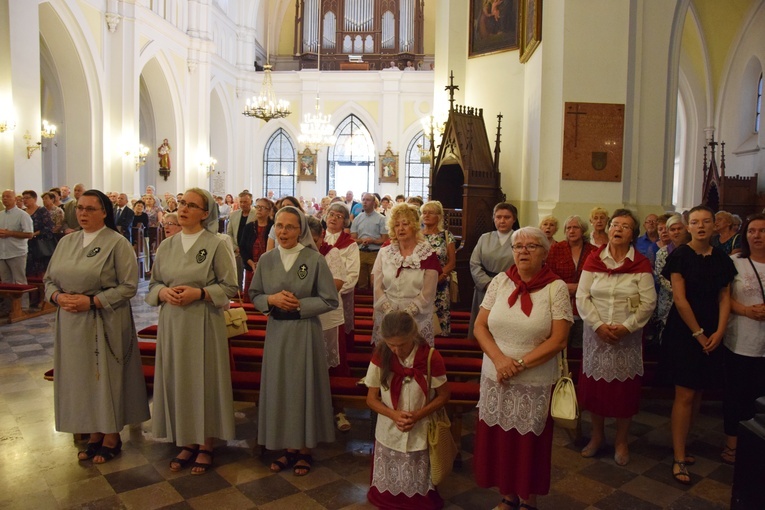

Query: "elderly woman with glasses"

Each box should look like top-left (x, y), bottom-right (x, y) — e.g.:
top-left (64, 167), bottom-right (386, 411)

top-left (45, 190), bottom-right (149, 464)
top-left (249, 206), bottom-right (339, 476)
top-left (241, 198), bottom-right (275, 301)
top-left (576, 209), bottom-right (656, 466)
top-left (147, 188), bottom-right (239, 475)
top-left (473, 227), bottom-right (572, 510)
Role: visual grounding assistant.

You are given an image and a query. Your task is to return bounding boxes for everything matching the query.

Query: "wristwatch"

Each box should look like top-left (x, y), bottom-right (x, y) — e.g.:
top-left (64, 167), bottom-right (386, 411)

top-left (89, 295), bottom-right (96, 311)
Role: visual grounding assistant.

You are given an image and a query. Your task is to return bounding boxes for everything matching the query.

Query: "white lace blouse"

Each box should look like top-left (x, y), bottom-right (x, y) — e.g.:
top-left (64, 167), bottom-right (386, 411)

top-left (318, 247), bottom-right (347, 330)
top-left (478, 275), bottom-right (573, 435)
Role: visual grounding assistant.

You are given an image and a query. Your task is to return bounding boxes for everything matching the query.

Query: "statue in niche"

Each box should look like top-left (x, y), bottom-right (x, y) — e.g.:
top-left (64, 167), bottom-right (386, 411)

top-left (158, 139), bottom-right (172, 171)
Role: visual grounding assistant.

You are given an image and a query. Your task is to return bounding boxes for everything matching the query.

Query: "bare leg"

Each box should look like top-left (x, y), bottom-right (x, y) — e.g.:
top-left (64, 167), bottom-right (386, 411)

top-left (582, 413), bottom-right (605, 456)
top-left (671, 385), bottom-right (696, 483)
top-left (614, 418), bottom-right (631, 464)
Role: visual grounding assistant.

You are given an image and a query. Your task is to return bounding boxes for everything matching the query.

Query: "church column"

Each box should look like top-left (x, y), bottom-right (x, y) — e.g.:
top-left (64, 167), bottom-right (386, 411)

top-left (3, 0), bottom-right (43, 192)
top-left (103, 1), bottom-right (140, 194)
top-left (432, 0), bottom-right (466, 114)
top-left (185, 0), bottom-right (213, 190)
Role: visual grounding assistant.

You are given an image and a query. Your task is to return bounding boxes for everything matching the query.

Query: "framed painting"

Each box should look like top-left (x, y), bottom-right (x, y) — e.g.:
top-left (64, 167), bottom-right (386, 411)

top-left (297, 148), bottom-right (316, 182)
top-left (469, 0), bottom-right (520, 57)
top-left (519, 0), bottom-right (542, 63)
top-left (379, 145), bottom-right (398, 183)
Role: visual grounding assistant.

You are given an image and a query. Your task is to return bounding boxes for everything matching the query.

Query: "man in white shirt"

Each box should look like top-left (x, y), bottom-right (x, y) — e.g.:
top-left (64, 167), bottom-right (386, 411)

top-left (350, 193), bottom-right (388, 290)
top-left (0, 189), bottom-right (34, 314)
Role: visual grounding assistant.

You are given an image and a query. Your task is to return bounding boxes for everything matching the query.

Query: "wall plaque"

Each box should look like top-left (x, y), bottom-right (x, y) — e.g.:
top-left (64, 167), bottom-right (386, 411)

top-left (562, 102), bottom-right (624, 182)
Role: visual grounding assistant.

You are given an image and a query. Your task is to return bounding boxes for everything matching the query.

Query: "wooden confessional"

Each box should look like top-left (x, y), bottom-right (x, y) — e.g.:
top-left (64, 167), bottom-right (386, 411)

top-left (701, 138), bottom-right (765, 217)
top-left (428, 72), bottom-right (505, 305)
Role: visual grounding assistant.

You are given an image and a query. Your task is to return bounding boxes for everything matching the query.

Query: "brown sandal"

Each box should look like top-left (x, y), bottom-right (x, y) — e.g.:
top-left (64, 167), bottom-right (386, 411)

top-left (721, 446), bottom-right (736, 465)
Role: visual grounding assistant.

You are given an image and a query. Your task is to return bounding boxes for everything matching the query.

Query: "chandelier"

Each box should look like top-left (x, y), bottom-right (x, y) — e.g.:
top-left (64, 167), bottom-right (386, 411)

top-left (298, 95), bottom-right (337, 150)
top-left (243, 65), bottom-right (291, 122)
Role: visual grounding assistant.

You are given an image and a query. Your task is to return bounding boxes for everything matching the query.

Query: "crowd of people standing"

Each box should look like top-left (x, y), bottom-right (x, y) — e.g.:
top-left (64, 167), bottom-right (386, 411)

top-left (2, 183), bottom-right (764, 509)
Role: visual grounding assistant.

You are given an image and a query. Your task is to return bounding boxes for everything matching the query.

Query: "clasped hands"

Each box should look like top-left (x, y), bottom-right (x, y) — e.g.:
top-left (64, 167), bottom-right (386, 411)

top-left (493, 355), bottom-right (525, 383)
top-left (268, 290), bottom-right (300, 311)
top-left (695, 330), bottom-right (724, 354)
top-left (57, 293), bottom-right (98, 313)
top-left (390, 409), bottom-right (420, 432)
top-left (159, 285), bottom-right (202, 307)
top-left (595, 323), bottom-right (630, 345)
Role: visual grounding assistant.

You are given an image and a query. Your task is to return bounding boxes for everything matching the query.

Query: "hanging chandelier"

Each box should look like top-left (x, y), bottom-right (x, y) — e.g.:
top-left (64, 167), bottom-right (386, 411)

top-left (298, 0), bottom-right (335, 150)
top-left (243, 65), bottom-right (291, 122)
top-left (299, 95), bottom-right (337, 149)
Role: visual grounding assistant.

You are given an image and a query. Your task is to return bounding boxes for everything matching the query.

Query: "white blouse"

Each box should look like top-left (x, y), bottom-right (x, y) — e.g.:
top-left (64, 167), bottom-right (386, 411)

top-left (364, 348), bottom-right (447, 453)
top-left (478, 276), bottom-right (573, 435)
top-left (318, 247), bottom-right (347, 330)
top-left (325, 230), bottom-right (360, 294)
top-left (576, 245), bottom-right (657, 382)
top-left (725, 255), bottom-right (765, 357)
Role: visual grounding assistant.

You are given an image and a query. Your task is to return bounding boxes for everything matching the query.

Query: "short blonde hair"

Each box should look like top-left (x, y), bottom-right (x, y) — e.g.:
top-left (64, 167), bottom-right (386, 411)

top-left (421, 200), bottom-right (445, 231)
top-left (539, 215), bottom-right (559, 229)
top-left (387, 203), bottom-right (424, 243)
top-left (590, 207), bottom-right (609, 220)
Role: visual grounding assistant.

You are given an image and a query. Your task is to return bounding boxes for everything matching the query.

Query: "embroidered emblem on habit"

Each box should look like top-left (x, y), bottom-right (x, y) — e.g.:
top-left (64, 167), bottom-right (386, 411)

top-left (196, 249), bottom-right (207, 263)
top-left (297, 263), bottom-right (308, 280)
top-left (86, 247), bottom-right (101, 257)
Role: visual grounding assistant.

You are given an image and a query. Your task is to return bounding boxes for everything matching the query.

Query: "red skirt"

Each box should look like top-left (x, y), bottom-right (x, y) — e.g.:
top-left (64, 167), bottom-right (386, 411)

top-left (473, 416), bottom-right (554, 499)
top-left (328, 328), bottom-right (350, 377)
top-left (577, 373), bottom-right (641, 418)
top-left (367, 486), bottom-right (443, 510)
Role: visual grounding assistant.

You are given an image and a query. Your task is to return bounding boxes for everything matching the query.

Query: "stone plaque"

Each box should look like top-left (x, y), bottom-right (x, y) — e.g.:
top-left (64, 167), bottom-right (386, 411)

top-left (562, 102), bottom-right (624, 182)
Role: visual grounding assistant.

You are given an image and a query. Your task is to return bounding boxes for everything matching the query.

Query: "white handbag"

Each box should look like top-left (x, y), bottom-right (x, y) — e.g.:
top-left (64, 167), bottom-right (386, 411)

top-left (550, 348), bottom-right (579, 429)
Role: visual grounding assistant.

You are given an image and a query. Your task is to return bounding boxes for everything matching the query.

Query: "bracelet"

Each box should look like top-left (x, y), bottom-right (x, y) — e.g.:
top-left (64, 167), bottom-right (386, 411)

top-left (89, 295), bottom-right (96, 311)
top-left (51, 292), bottom-right (60, 305)
top-left (516, 358), bottom-right (525, 367)
top-left (691, 328), bottom-right (704, 338)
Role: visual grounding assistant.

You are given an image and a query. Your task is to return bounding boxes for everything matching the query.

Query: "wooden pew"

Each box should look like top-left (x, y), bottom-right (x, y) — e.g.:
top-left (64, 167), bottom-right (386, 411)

top-left (0, 283), bottom-right (55, 323)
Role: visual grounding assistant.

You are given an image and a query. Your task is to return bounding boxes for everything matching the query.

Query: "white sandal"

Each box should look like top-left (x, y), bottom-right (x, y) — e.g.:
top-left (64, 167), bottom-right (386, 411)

top-left (335, 412), bottom-right (351, 432)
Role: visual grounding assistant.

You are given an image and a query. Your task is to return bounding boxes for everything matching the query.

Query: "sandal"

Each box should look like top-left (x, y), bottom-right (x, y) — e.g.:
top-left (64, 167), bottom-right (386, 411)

top-left (170, 446), bottom-right (199, 472)
top-left (77, 439), bottom-right (103, 461)
top-left (335, 412), bottom-right (351, 432)
top-left (493, 496), bottom-right (520, 510)
top-left (684, 453), bottom-right (696, 466)
top-left (93, 440), bottom-right (122, 464)
top-left (721, 446), bottom-right (736, 465)
top-left (191, 449), bottom-right (214, 475)
top-left (270, 450), bottom-right (298, 473)
top-left (672, 460), bottom-right (691, 485)
top-left (293, 453), bottom-right (313, 476)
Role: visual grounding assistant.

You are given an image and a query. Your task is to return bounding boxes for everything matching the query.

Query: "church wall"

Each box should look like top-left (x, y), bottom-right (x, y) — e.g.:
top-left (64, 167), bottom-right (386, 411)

top-left (717, 2), bottom-right (765, 185)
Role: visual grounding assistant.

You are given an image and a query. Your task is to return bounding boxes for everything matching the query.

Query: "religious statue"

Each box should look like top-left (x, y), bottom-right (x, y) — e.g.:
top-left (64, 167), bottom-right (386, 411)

top-left (158, 139), bottom-right (172, 181)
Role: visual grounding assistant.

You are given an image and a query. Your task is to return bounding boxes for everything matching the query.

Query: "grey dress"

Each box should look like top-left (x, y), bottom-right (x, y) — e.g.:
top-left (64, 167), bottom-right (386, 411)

top-left (468, 230), bottom-right (515, 338)
top-left (45, 228), bottom-right (149, 433)
top-left (146, 230), bottom-right (239, 445)
top-left (249, 247), bottom-right (339, 450)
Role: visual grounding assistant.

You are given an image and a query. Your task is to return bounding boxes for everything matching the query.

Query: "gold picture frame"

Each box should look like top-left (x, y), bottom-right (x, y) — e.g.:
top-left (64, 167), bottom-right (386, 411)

top-left (469, 0), bottom-right (520, 58)
top-left (379, 144), bottom-right (398, 183)
top-left (297, 148), bottom-right (317, 182)
top-left (519, 0), bottom-right (542, 63)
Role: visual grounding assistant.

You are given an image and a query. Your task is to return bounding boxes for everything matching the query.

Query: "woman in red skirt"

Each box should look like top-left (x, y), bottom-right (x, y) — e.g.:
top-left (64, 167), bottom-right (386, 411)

top-left (576, 209), bottom-right (656, 466)
top-left (473, 227), bottom-right (573, 510)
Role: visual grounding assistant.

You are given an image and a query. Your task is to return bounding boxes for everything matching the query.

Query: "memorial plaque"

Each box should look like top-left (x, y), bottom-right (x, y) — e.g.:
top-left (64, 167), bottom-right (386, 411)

top-left (562, 102), bottom-right (624, 182)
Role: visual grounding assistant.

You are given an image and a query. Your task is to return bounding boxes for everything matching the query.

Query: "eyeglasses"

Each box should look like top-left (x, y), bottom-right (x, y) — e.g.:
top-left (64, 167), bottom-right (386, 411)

top-left (254, 205), bottom-right (270, 211)
top-left (274, 223), bottom-right (300, 232)
top-left (511, 244), bottom-right (542, 252)
top-left (610, 223), bottom-right (633, 231)
top-left (164, 222), bottom-right (179, 227)
top-left (178, 199), bottom-right (206, 211)
top-left (76, 206), bottom-right (102, 213)
top-left (327, 212), bottom-right (345, 220)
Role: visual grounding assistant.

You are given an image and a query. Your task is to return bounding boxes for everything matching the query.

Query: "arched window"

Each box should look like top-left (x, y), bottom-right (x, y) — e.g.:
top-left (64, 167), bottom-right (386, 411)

top-left (263, 128), bottom-right (296, 198)
top-left (327, 115), bottom-right (375, 194)
top-left (756, 73), bottom-right (762, 133)
top-left (405, 132), bottom-right (431, 199)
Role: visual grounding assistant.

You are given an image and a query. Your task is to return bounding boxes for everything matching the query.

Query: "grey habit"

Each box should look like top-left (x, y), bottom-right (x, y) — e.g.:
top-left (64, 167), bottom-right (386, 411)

top-left (468, 230), bottom-right (515, 338)
top-left (147, 229), bottom-right (239, 445)
top-left (45, 228), bottom-right (150, 433)
top-left (249, 208), bottom-right (339, 450)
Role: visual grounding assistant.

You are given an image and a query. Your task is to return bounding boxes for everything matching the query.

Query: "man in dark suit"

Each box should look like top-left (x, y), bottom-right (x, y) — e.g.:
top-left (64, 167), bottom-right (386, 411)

top-left (114, 193), bottom-right (134, 244)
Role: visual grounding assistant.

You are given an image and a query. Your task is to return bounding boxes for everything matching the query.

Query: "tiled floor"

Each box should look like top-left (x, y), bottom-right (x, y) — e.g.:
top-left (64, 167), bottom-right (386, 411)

top-left (0, 284), bottom-right (733, 509)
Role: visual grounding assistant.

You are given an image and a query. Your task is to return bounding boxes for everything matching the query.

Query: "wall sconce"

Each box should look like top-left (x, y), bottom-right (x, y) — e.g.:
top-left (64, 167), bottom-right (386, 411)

top-left (125, 144), bottom-right (150, 170)
top-left (200, 157), bottom-right (217, 176)
top-left (0, 118), bottom-right (16, 133)
top-left (23, 120), bottom-right (58, 158)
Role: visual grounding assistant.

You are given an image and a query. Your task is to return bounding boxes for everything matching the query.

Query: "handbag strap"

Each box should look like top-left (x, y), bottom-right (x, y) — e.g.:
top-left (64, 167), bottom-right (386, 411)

top-left (236, 290), bottom-right (244, 307)
top-left (548, 280), bottom-right (569, 378)
top-left (426, 347), bottom-right (435, 403)
top-left (747, 257), bottom-right (765, 303)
